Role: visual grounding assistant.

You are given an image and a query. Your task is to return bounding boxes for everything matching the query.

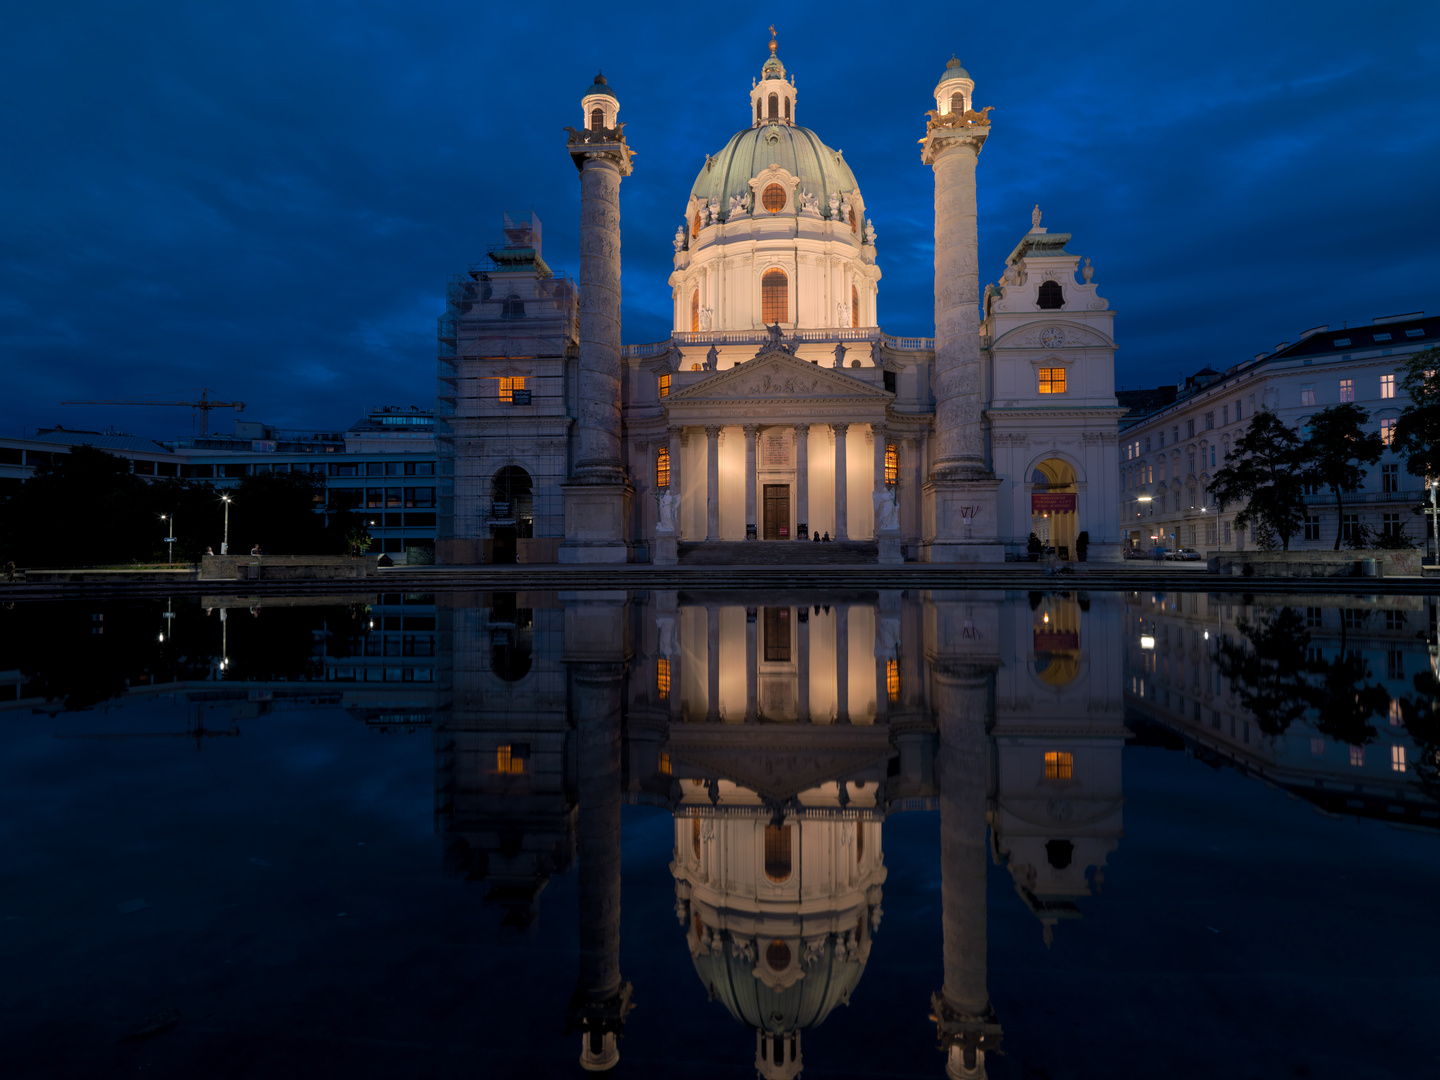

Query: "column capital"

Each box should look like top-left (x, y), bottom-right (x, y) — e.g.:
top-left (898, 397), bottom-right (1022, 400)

top-left (793, 422), bottom-right (811, 437)
top-left (920, 124), bottom-right (987, 168)
top-left (872, 421), bottom-right (888, 437)
top-left (704, 424), bottom-right (723, 439)
top-left (830, 422), bottom-right (850, 437)
top-left (742, 424), bottom-right (760, 439)
top-left (667, 425), bottom-right (684, 439)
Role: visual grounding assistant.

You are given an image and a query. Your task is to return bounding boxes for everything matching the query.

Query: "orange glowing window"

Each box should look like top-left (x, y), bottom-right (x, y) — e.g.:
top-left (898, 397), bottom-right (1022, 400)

top-left (496, 744), bottom-right (525, 774)
top-left (692, 212), bottom-right (701, 238)
top-left (691, 363), bottom-right (703, 371)
top-left (1044, 751), bottom-right (1073, 779)
top-left (884, 442), bottom-right (898, 485)
top-left (656, 447), bottom-right (670, 489)
top-left (659, 373), bottom-right (672, 399)
top-left (761, 269), bottom-right (788, 323)
top-left (851, 284), bottom-right (860, 327)
top-left (849, 208), bottom-right (858, 234)
top-left (656, 656), bottom-right (671, 698)
top-left (762, 183), bottom-right (786, 213)
top-left (1038, 367), bottom-right (1066, 394)
top-left (690, 290), bottom-right (699, 332)
top-left (660, 751), bottom-right (672, 775)
top-left (763, 824), bottom-right (792, 881)
top-left (886, 658), bottom-right (899, 702)
top-left (499, 376), bottom-right (525, 403)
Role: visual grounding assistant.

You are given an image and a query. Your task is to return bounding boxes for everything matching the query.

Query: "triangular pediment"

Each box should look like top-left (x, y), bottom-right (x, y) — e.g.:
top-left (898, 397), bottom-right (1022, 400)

top-left (667, 347), bottom-right (892, 406)
top-left (666, 725), bottom-right (894, 804)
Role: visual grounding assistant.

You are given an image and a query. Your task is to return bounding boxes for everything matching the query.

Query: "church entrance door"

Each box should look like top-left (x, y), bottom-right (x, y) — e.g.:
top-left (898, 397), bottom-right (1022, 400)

top-left (762, 485), bottom-right (790, 540)
top-left (491, 526), bottom-right (517, 564)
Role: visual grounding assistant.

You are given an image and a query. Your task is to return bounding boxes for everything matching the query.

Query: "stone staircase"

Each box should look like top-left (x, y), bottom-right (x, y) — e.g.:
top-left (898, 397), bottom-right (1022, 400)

top-left (677, 541), bottom-right (879, 565)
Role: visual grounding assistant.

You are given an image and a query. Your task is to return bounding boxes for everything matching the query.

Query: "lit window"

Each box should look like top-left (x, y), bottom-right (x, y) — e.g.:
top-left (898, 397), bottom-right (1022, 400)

top-left (496, 744), bottom-right (525, 774)
top-left (1038, 367), bottom-right (1066, 394)
top-left (1300, 384), bottom-right (1315, 406)
top-left (1380, 374), bottom-right (1395, 399)
top-left (950, 90), bottom-right (964, 113)
top-left (762, 183), bottom-right (786, 213)
top-left (590, 106), bottom-right (604, 130)
top-left (849, 208), bottom-right (858, 234)
top-left (656, 656), bottom-right (671, 698)
top-left (851, 284), bottom-right (860, 327)
top-left (761, 269), bottom-right (788, 323)
top-left (1339, 378), bottom-right (1354, 403)
top-left (690, 290), bottom-right (699, 332)
top-left (1390, 699), bottom-right (1403, 726)
top-left (1380, 418), bottom-right (1395, 446)
top-left (1044, 750), bottom-right (1073, 779)
top-left (886, 658), bottom-right (900, 702)
top-left (1349, 745), bottom-right (1365, 767)
top-left (692, 211), bottom-right (701, 238)
top-left (1391, 746), bottom-right (1407, 772)
top-left (659, 373), bottom-right (672, 399)
top-left (763, 824), bottom-right (792, 882)
top-left (884, 443), bottom-right (898, 484)
top-left (498, 376), bottom-right (525, 403)
top-left (656, 447), bottom-right (670, 488)
top-left (659, 751), bottom-right (672, 774)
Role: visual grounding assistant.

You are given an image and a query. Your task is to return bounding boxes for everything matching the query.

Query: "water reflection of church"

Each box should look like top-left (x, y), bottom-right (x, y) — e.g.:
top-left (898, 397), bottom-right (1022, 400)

top-left (432, 587), bottom-right (1130, 1076)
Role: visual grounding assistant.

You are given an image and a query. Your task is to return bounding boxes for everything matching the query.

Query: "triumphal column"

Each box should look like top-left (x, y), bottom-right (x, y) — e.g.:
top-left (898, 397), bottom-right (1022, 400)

top-left (561, 73), bottom-right (635, 562)
top-left (922, 59), bottom-right (1003, 562)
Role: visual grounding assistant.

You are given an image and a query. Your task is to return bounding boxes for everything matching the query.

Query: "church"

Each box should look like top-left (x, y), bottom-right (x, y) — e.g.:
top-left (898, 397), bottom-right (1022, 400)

top-left (434, 36), bottom-right (1123, 564)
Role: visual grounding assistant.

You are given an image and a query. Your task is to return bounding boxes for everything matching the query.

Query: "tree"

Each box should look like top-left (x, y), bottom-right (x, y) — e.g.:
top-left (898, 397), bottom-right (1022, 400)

top-left (1392, 346), bottom-right (1440, 482)
top-left (1300, 403), bottom-right (1383, 550)
top-left (1209, 409), bottom-right (1306, 551)
top-left (227, 471), bottom-right (356, 555)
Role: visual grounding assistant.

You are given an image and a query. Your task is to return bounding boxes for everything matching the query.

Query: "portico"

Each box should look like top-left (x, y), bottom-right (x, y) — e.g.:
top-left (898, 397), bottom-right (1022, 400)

top-left (661, 346), bottom-right (894, 543)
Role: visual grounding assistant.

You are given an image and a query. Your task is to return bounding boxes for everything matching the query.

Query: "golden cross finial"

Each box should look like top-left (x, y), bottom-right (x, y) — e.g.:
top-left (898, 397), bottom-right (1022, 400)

top-left (769, 25), bottom-right (777, 56)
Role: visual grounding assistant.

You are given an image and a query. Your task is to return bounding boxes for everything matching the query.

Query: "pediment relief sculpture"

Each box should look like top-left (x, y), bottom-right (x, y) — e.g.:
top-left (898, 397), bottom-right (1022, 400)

top-left (994, 322), bottom-right (1114, 350)
top-left (666, 348), bottom-right (890, 405)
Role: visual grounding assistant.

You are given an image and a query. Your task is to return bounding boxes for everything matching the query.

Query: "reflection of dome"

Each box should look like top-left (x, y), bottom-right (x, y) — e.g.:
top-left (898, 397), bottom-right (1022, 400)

top-left (691, 930), bottom-right (867, 1034)
top-left (689, 124), bottom-right (859, 221)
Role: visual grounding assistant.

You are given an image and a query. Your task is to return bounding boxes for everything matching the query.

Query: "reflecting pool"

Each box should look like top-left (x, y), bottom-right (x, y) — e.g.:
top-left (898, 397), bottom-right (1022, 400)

top-left (2, 590), bottom-right (1437, 1078)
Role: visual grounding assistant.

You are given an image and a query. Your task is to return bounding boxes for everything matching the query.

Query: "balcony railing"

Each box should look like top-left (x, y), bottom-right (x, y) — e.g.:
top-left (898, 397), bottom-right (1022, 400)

top-left (619, 327), bottom-right (938, 361)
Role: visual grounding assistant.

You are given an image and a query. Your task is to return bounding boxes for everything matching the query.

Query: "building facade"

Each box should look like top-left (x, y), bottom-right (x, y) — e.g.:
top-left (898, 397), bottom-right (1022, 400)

top-left (1117, 311), bottom-right (1434, 553)
top-left (436, 43), bottom-right (1123, 564)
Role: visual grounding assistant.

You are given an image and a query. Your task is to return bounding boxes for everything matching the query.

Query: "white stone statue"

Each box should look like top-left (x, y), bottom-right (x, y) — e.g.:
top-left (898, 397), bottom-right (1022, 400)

top-left (864, 218), bottom-right (877, 244)
top-left (708, 197), bottom-right (720, 224)
top-left (1082, 257), bottom-right (1094, 283)
top-left (673, 226), bottom-right (684, 252)
top-left (839, 196), bottom-right (852, 224)
top-left (828, 191), bottom-right (840, 220)
top-left (728, 192), bottom-right (746, 219)
top-left (873, 489), bottom-right (900, 533)
top-left (674, 898), bottom-right (687, 925)
top-left (698, 305), bottom-right (712, 331)
top-left (656, 613), bottom-right (679, 656)
top-left (875, 616), bottom-right (901, 658)
top-left (799, 189), bottom-right (819, 215)
top-left (656, 491), bottom-right (679, 534)
top-left (836, 301), bottom-right (849, 327)
top-left (1032, 203), bottom-right (1042, 229)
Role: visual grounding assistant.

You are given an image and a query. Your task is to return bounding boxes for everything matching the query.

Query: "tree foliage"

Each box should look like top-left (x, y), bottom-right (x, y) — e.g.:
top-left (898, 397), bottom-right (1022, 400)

top-left (1209, 410), bottom-right (1306, 550)
top-left (1300, 403), bottom-right (1383, 550)
top-left (1392, 345), bottom-right (1440, 481)
top-left (227, 471), bottom-right (356, 555)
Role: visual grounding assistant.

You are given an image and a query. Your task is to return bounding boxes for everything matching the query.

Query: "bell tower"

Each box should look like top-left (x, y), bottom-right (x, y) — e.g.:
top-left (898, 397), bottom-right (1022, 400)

top-left (750, 26), bottom-right (797, 126)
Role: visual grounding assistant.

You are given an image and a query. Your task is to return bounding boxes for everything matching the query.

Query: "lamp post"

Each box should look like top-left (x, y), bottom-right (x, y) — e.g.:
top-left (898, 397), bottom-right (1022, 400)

top-left (221, 495), bottom-right (232, 555)
top-left (160, 514), bottom-right (176, 567)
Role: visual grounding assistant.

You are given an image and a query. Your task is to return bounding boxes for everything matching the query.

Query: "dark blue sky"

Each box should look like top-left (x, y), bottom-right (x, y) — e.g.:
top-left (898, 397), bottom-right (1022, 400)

top-left (4, 1), bottom-right (1438, 440)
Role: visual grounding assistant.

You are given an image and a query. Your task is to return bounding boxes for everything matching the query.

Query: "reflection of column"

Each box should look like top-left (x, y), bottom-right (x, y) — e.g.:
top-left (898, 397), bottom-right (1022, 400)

top-left (744, 425), bottom-right (759, 540)
top-left (798, 608), bottom-right (811, 722)
top-left (906, 436), bottom-right (925, 543)
top-left (706, 604), bottom-right (720, 722)
top-left (873, 423), bottom-right (888, 494)
top-left (833, 423), bottom-right (849, 540)
top-left (565, 648), bottom-right (632, 1069)
top-left (705, 426), bottom-right (721, 541)
top-left (835, 604), bottom-right (850, 724)
top-left (668, 426), bottom-right (684, 538)
top-left (794, 423), bottom-right (810, 540)
top-left (745, 607), bottom-right (758, 720)
top-left (932, 661), bottom-right (1002, 1078)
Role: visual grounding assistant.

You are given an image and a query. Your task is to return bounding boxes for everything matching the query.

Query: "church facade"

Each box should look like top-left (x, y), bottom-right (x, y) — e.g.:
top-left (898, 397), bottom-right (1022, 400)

top-left (435, 40), bottom-right (1123, 564)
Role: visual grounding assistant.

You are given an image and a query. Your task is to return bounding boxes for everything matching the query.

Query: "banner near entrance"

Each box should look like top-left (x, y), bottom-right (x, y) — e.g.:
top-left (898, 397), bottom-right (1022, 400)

top-left (1032, 492), bottom-right (1077, 513)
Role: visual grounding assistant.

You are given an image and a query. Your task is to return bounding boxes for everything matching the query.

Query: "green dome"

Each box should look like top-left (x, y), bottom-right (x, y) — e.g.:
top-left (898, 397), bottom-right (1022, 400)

top-left (689, 123), bottom-right (859, 219)
top-left (583, 72), bottom-right (616, 100)
top-left (692, 935), bottom-right (866, 1034)
top-left (935, 56), bottom-right (970, 88)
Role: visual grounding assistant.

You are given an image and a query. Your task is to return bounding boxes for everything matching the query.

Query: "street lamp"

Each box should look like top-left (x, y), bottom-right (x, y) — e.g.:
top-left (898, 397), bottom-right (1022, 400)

top-left (220, 495), bottom-right (232, 555)
top-left (160, 513), bottom-right (176, 567)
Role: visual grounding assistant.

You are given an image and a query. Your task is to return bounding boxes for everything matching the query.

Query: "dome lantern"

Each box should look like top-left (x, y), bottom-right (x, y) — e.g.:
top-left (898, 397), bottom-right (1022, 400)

top-left (933, 55), bottom-right (975, 117)
top-left (582, 71), bottom-right (619, 132)
top-left (749, 26), bottom-right (797, 127)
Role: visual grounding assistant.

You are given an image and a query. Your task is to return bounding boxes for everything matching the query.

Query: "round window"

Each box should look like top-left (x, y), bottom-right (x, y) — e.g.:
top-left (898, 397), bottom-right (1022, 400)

top-left (762, 183), bottom-right (786, 213)
top-left (766, 939), bottom-right (791, 971)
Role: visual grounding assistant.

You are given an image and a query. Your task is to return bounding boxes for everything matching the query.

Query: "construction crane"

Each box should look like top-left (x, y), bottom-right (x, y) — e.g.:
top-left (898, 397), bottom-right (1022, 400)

top-left (61, 387), bottom-right (245, 437)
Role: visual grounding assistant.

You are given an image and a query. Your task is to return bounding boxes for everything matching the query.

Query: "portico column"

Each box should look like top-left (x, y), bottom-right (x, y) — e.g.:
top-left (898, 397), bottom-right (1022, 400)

top-left (832, 423), bottom-right (849, 541)
top-left (705, 425), bottom-right (721, 541)
top-left (706, 603), bottom-right (720, 722)
top-left (835, 603), bottom-right (850, 724)
top-left (798, 608), bottom-right (811, 722)
top-left (744, 424), bottom-right (759, 540)
top-left (745, 606), bottom-right (758, 720)
top-left (667, 426), bottom-right (683, 537)
top-left (794, 423), bottom-right (810, 540)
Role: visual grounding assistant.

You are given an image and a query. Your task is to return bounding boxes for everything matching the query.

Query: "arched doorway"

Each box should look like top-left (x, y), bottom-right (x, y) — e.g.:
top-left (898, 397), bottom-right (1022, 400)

top-left (491, 466), bottom-right (533, 564)
top-left (1031, 459), bottom-right (1079, 559)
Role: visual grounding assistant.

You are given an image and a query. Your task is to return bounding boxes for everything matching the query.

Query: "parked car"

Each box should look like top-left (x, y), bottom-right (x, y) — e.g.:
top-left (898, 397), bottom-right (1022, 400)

top-left (1169, 547), bottom-right (1203, 561)
top-left (1149, 546), bottom-right (1169, 561)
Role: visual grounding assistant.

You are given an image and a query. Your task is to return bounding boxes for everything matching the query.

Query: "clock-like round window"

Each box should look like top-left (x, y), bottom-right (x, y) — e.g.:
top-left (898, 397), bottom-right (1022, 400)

top-left (761, 183), bottom-right (786, 213)
top-left (766, 939), bottom-right (791, 972)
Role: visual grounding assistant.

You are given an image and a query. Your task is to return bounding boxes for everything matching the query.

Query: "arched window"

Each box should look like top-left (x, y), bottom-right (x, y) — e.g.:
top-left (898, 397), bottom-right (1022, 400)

top-left (656, 658), bottom-right (670, 699)
top-left (851, 284), bottom-right (860, 327)
top-left (784, 97), bottom-right (791, 121)
top-left (849, 208), bottom-right (858, 234)
top-left (761, 269), bottom-right (788, 324)
top-left (658, 373), bottom-right (671, 399)
top-left (690, 290), bottom-right (699, 331)
top-left (856, 819), bottom-right (867, 859)
top-left (763, 824), bottom-right (792, 881)
top-left (590, 106), bottom-right (604, 130)
top-left (655, 446), bottom-right (670, 488)
top-left (692, 211), bottom-right (701, 238)
top-left (761, 183), bottom-right (786, 213)
top-left (885, 658), bottom-right (899, 703)
top-left (950, 91), bottom-right (964, 114)
top-left (766, 939), bottom-right (791, 971)
top-left (884, 442), bottom-right (898, 484)
top-left (768, 93), bottom-right (778, 119)
top-left (1038, 280), bottom-right (1065, 309)
top-left (756, 98), bottom-right (762, 121)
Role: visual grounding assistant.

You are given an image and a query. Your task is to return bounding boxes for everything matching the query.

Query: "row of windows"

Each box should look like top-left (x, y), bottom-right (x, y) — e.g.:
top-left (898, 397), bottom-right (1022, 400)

top-left (329, 487), bottom-right (436, 508)
top-left (327, 461), bottom-right (435, 478)
top-left (1301, 374), bottom-right (1395, 405)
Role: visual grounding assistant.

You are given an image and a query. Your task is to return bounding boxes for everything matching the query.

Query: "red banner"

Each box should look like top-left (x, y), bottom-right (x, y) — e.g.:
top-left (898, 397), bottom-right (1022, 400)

top-left (1032, 493), bottom-right (1077, 513)
top-left (1033, 631), bottom-right (1079, 651)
